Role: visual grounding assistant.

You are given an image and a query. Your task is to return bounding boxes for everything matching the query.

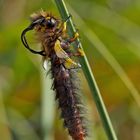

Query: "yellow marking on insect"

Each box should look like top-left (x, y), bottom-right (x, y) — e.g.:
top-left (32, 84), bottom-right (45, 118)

top-left (54, 40), bottom-right (68, 58)
top-left (62, 22), bottom-right (67, 32)
top-left (54, 40), bottom-right (80, 69)
top-left (40, 9), bottom-right (47, 17)
top-left (64, 58), bottom-right (81, 69)
top-left (74, 32), bottom-right (79, 39)
top-left (64, 58), bottom-right (78, 68)
top-left (57, 22), bottom-right (61, 29)
top-left (46, 16), bottom-right (51, 20)
top-left (78, 48), bottom-right (85, 56)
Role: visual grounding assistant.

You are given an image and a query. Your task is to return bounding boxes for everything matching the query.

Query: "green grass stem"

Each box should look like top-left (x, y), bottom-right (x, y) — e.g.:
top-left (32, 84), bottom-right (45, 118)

top-left (54, 0), bottom-right (118, 140)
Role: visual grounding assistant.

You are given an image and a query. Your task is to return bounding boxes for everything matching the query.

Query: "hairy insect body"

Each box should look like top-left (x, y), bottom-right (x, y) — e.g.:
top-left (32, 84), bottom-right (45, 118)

top-left (21, 11), bottom-right (87, 140)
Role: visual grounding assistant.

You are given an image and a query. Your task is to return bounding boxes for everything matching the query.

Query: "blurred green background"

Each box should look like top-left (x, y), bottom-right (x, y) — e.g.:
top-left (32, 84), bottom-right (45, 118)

top-left (0, 0), bottom-right (140, 140)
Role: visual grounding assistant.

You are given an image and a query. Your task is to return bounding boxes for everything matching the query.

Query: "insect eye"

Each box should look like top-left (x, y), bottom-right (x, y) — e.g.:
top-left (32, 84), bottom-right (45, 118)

top-left (46, 18), bottom-right (56, 28)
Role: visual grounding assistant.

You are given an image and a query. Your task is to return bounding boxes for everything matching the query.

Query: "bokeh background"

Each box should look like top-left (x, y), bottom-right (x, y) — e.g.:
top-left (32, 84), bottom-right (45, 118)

top-left (0, 0), bottom-right (140, 140)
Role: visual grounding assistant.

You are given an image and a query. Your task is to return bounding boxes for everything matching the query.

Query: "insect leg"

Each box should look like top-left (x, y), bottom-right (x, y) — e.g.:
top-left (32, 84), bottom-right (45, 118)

top-left (76, 43), bottom-right (85, 56)
top-left (21, 25), bottom-right (46, 56)
top-left (67, 32), bottom-right (79, 43)
top-left (66, 31), bottom-right (85, 56)
top-left (56, 15), bottom-right (72, 34)
top-left (68, 49), bottom-right (84, 57)
top-left (66, 41), bottom-right (84, 57)
top-left (62, 15), bottom-right (72, 32)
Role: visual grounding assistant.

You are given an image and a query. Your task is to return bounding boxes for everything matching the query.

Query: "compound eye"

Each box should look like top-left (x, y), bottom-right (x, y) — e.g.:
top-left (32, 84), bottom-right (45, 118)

top-left (46, 18), bottom-right (56, 28)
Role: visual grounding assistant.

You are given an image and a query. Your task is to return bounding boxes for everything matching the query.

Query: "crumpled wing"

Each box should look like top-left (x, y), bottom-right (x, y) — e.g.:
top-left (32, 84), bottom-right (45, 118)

top-left (54, 40), bottom-right (81, 69)
top-left (54, 40), bottom-right (68, 58)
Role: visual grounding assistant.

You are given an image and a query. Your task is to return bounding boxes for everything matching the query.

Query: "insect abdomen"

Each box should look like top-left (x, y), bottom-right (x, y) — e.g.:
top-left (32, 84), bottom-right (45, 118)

top-left (50, 53), bottom-right (87, 140)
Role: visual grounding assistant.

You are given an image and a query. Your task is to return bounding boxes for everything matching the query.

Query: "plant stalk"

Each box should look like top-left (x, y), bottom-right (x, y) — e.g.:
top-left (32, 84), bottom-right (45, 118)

top-left (54, 0), bottom-right (118, 140)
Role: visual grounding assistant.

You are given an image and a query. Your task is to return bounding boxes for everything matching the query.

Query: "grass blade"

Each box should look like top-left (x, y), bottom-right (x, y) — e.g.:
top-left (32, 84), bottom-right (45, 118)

top-left (54, 0), bottom-right (118, 140)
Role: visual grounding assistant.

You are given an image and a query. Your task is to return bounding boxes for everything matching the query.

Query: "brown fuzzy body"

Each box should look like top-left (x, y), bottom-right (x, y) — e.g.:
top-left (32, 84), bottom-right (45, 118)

top-left (21, 11), bottom-right (88, 140)
top-left (39, 31), bottom-right (87, 140)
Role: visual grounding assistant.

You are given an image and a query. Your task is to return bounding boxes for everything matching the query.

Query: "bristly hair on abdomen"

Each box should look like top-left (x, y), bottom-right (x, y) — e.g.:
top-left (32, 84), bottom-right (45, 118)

top-left (50, 55), bottom-right (88, 140)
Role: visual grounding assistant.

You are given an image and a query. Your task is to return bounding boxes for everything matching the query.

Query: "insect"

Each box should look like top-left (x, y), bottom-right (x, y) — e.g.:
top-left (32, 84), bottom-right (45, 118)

top-left (21, 10), bottom-right (88, 140)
